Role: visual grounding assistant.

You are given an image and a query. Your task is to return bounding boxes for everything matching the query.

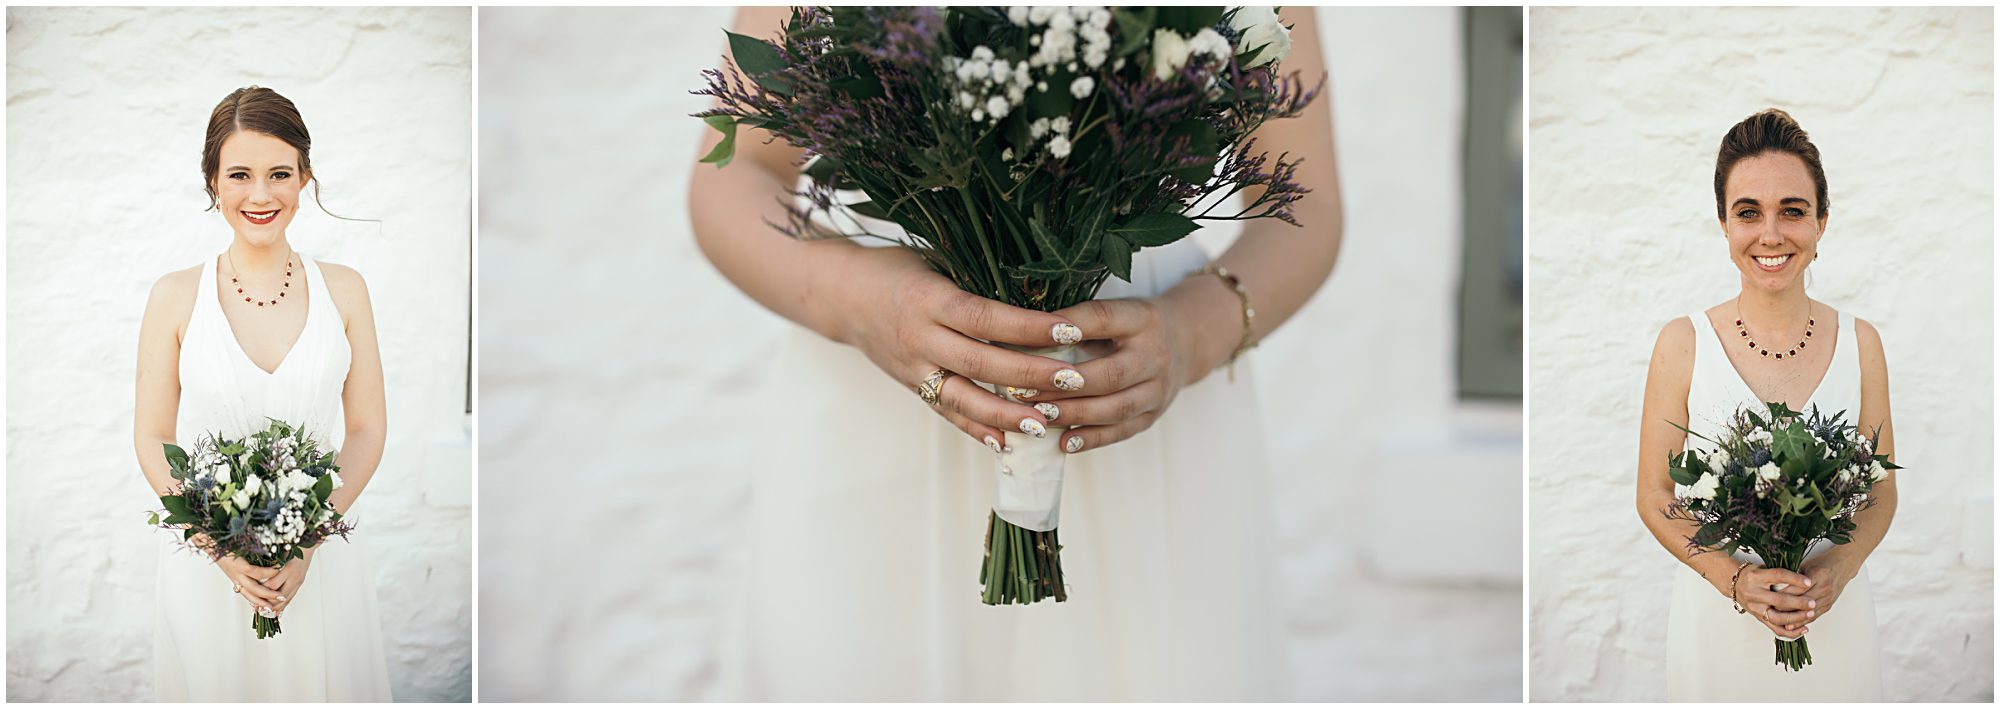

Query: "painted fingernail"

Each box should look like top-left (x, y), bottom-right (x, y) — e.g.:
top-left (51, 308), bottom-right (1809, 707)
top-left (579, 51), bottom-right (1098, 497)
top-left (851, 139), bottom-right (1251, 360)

top-left (1807, 610), bottom-right (1815, 618)
top-left (983, 435), bottom-right (1002, 453)
top-left (1053, 369), bottom-right (1084, 391)
top-left (1034, 402), bottom-right (1060, 422)
top-left (1065, 436), bottom-right (1085, 453)
top-left (1020, 418), bottom-right (1046, 437)
top-left (1051, 322), bottom-right (1082, 345)
top-left (1808, 599), bottom-right (1816, 609)
top-left (277, 595), bottom-right (287, 602)
top-left (1008, 386), bottom-right (1039, 400)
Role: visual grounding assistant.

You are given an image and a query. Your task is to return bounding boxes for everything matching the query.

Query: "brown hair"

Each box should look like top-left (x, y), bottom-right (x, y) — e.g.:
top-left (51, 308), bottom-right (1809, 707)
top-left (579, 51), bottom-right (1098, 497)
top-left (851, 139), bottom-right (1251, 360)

top-left (201, 86), bottom-right (350, 218)
top-left (1714, 108), bottom-right (1829, 220)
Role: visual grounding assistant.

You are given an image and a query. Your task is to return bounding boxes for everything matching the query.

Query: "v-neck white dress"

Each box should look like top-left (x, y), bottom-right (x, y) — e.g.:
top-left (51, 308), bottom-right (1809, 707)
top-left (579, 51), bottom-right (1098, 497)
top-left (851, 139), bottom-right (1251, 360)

top-left (1664, 309), bottom-right (1882, 700)
top-left (153, 255), bottom-right (393, 701)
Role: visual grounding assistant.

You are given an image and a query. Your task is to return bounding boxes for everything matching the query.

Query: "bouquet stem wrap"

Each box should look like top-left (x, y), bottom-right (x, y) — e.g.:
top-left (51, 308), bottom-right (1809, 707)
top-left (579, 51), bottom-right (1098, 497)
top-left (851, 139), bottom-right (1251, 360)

top-left (1766, 551), bottom-right (1813, 671)
top-left (979, 343), bottom-right (1082, 604)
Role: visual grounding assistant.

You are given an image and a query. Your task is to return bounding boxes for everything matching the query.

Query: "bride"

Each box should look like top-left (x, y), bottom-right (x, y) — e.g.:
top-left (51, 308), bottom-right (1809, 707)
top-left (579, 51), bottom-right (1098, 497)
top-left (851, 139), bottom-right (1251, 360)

top-left (1635, 109), bottom-right (1894, 700)
top-left (133, 86), bottom-right (393, 701)
top-left (689, 6), bottom-right (1341, 701)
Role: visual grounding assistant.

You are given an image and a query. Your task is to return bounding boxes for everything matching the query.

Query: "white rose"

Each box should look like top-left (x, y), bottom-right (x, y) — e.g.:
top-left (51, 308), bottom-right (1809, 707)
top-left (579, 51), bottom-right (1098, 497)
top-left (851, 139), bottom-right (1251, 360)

top-left (215, 466), bottom-right (232, 486)
top-left (1747, 429), bottom-right (1773, 446)
top-left (1703, 449), bottom-right (1731, 473)
top-left (1228, 6), bottom-right (1293, 68)
top-left (1151, 28), bottom-right (1192, 80)
top-left (1868, 460), bottom-right (1889, 483)
top-left (1687, 472), bottom-right (1720, 501)
top-left (244, 474), bottom-right (263, 495)
top-left (330, 472), bottom-right (344, 491)
top-left (1757, 462), bottom-right (1782, 482)
top-left (232, 488), bottom-right (252, 510)
top-left (1188, 27), bottom-right (1231, 60)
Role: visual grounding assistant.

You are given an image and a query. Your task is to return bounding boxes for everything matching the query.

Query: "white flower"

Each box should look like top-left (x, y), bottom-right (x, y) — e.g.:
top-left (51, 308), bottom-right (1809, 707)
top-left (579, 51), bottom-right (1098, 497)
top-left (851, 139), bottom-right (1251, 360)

top-left (1030, 117), bottom-right (1051, 139)
top-left (971, 108), bottom-right (985, 122)
top-left (1007, 6), bottom-right (1030, 26)
top-left (970, 45), bottom-right (994, 62)
top-left (991, 59), bottom-right (1010, 80)
top-left (244, 474), bottom-right (263, 496)
top-left (1756, 462), bottom-right (1782, 482)
top-left (984, 95), bottom-right (1011, 121)
top-left (1050, 116), bottom-right (1071, 135)
top-left (232, 488), bottom-right (252, 510)
top-left (1687, 472), bottom-right (1720, 501)
top-left (1747, 429), bottom-right (1773, 446)
top-left (957, 91), bottom-right (976, 110)
top-left (1048, 134), bottom-right (1073, 159)
top-left (1703, 449), bottom-right (1731, 473)
top-left (1001, 147), bottom-right (1014, 161)
top-left (1867, 460), bottom-right (1889, 483)
top-left (1188, 27), bottom-right (1231, 60)
top-left (215, 466), bottom-right (232, 486)
top-left (1228, 6), bottom-right (1293, 68)
top-left (330, 472), bottom-right (344, 490)
top-left (1070, 76), bottom-right (1095, 99)
top-left (1837, 467), bottom-right (1858, 485)
top-left (1151, 29), bottom-right (1192, 80)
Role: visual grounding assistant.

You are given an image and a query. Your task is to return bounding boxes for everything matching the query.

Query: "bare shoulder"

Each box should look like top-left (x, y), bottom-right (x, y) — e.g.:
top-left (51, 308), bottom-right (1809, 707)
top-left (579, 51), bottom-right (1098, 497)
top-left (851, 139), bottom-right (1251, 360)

top-left (1852, 316), bottom-right (1888, 371)
top-left (1651, 315), bottom-right (1696, 374)
top-left (143, 264), bottom-right (204, 325)
top-left (314, 261), bottom-right (375, 321)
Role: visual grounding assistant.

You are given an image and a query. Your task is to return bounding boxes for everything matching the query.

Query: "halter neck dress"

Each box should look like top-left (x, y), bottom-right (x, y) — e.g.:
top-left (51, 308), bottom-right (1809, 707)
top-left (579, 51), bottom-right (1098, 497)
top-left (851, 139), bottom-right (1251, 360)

top-left (153, 255), bottom-right (392, 701)
top-left (1665, 309), bottom-right (1882, 700)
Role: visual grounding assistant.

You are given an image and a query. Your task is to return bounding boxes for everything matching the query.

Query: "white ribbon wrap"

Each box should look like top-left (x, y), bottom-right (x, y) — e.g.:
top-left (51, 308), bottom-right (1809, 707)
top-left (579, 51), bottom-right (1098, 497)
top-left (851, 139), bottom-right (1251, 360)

top-left (983, 343), bottom-right (1083, 532)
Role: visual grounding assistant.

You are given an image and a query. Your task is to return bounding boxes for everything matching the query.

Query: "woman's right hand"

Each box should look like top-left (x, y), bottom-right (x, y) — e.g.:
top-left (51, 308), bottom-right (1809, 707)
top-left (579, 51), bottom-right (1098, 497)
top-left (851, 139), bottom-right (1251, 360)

top-left (206, 541), bottom-right (284, 615)
top-left (1726, 565), bottom-right (1818, 639)
top-left (828, 247), bottom-right (1088, 450)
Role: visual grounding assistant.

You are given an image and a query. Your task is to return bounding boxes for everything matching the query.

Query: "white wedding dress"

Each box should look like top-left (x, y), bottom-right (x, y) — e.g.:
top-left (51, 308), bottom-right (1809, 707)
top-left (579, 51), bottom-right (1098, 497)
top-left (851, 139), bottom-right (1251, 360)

top-left (153, 255), bottom-right (393, 701)
top-left (719, 240), bottom-right (1285, 700)
top-left (1665, 309), bottom-right (1883, 701)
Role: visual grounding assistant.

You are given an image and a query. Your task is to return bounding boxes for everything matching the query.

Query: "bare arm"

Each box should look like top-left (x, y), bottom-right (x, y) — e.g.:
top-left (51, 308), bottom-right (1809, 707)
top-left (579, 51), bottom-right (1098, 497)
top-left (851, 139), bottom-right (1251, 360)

top-left (321, 263), bottom-right (386, 516)
top-left (1633, 317), bottom-right (1744, 592)
top-left (1798, 317), bottom-right (1895, 615)
top-left (1158, 6), bottom-right (1344, 379)
top-left (135, 267), bottom-right (201, 495)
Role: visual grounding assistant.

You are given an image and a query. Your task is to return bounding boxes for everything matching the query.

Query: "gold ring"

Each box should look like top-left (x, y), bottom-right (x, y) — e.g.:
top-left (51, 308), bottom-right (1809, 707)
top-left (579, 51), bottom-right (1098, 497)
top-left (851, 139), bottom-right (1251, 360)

top-left (916, 368), bottom-right (951, 407)
top-left (232, 584), bottom-right (242, 593)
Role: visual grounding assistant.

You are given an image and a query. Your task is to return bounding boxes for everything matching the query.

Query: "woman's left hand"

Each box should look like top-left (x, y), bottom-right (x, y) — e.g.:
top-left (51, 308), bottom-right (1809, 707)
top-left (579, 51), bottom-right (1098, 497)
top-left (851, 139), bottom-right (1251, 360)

top-left (260, 548), bottom-right (316, 616)
top-left (1024, 289), bottom-right (1232, 454)
top-left (1796, 554), bottom-right (1859, 625)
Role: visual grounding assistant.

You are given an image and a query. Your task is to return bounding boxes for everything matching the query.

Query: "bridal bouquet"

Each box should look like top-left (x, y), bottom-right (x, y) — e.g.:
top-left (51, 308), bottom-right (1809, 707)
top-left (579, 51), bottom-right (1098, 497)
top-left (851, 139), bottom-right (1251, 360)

top-left (150, 418), bottom-right (353, 639)
top-left (1666, 402), bottom-right (1899, 670)
top-left (696, 6), bottom-right (1321, 604)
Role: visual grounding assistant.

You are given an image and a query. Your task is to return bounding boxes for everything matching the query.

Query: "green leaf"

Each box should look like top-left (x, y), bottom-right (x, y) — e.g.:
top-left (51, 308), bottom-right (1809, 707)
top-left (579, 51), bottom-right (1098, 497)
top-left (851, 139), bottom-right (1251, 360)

top-left (1109, 213), bottom-right (1200, 247)
top-left (1666, 453), bottom-right (1699, 486)
top-left (313, 473), bottom-right (334, 501)
top-left (146, 511), bottom-right (160, 526)
top-left (161, 495), bottom-right (193, 520)
top-left (163, 443), bottom-right (189, 472)
top-left (829, 73), bottom-right (884, 99)
top-left (1100, 234), bottom-right (1134, 282)
top-left (1113, 7), bottom-right (1156, 57)
top-left (846, 200), bottom-right (892, 221)
top-left (1010, 259), bottom-right (1076, 278)
top-left (1771, 423), bottom-right (1812, 464)
top-left (1156, 7), bottom-right (1225, 35)
top-left (1166, 120), bottom-right (1220, 183)
top-left (724, 30), bottom-right (792, 95)
top-left (1026, 216), bottom-right (1066, 264)
top-left (698, 115), bottom-right (737, 169)
top-left (1692, 523), bottom-right (1725, 547)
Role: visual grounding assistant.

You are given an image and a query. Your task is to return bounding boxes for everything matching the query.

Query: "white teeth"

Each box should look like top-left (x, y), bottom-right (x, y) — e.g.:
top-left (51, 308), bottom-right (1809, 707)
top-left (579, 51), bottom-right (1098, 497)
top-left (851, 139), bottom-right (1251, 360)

top-left (1754, 255), bottom-right (1790, 267)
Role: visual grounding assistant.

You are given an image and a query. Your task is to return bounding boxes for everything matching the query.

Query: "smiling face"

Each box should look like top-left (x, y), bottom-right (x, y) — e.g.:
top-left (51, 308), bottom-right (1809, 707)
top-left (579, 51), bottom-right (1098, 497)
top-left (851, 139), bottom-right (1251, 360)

top-left (1720, 151), bottom-right (1827, 294)
top-left (212, 130), bottom-right (307, 246)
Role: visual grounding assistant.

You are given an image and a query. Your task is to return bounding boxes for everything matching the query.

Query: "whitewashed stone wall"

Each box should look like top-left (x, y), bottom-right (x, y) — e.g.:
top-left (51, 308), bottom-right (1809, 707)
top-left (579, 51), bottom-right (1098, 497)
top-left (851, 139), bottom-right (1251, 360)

top-left (1528, 6), bottom-right (1993, 701)
top-left (5, 7), bottom-right (473, 702)
top-left (478, 7), bottom-right (1518, 701)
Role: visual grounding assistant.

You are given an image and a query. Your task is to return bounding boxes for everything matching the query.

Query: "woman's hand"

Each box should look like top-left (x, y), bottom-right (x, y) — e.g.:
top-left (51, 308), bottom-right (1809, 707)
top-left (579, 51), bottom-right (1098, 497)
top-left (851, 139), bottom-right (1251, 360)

top-left (1795, 554), bottom-right (1859, 625)
top-left (1024, 276), bottom-right (1239, 454)
top-left (1727, 565), bottom-right (1818, 639)
top-left (831, 247), bottom-right (1089, 449)
top-left (260, 549), bottom-right (316, 616)
top-left (214, 552), bottom-right (283, 616)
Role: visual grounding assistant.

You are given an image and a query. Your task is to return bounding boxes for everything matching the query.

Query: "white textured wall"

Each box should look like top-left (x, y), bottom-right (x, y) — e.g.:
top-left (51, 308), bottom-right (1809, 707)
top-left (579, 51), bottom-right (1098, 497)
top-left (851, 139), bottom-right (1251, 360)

top-left (6, 7), bottom-right (473, 702)
top-left (1527, 7), bottom-right (1993, 702)
top-left (477, 6), bottom-right (1518, 702)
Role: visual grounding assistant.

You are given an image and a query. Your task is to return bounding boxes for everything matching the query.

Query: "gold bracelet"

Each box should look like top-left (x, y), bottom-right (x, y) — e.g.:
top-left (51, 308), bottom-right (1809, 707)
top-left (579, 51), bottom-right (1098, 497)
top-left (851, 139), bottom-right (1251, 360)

top-left (1728, 560), bottom-right (1753, 613)
top-left (1197, 265), bottom-right (1256, 382)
